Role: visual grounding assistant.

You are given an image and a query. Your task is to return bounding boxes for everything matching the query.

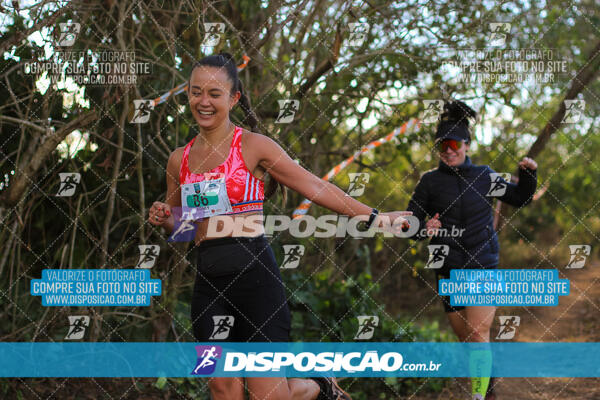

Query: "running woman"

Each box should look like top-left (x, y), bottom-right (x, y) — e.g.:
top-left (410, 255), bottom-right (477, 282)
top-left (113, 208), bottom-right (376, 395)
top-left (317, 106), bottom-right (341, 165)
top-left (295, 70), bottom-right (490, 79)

top-left (148, 52), bottom-right (410, 400)
top-left (406, 100), bottom-right (538, 400)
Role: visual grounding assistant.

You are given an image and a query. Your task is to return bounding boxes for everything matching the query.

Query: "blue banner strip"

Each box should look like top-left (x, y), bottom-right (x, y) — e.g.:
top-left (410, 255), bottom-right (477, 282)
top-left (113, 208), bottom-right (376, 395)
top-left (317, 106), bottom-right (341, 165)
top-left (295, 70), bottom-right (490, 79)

top-left (1, 343), bottom-right (600, 377)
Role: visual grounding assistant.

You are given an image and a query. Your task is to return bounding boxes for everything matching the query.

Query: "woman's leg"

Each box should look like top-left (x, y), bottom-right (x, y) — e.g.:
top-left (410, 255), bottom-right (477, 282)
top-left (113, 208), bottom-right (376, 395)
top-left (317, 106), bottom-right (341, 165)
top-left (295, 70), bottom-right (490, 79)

top-left (464, 306), bottom-right (496, 399)
top-left (439, 272), bottom-right (470, 342)
top-left (191, 275), bottom-right (244, 399)
top-left (246, 377), bottom-right (321, 400)
top-left (234, 245), bottom-right (320, 400)
top-left (465, 306), bottom-right (495, 342)
top-left (446, 308), bottom-right (469, 342)
top-left (237, 242), bottom-right (342, 400)
top-left (288, 379), bottom-right (323, 399)
top-left (207, 377), bottom-right (245, 400)
top-left (199, 238), bottom-right (348, 400)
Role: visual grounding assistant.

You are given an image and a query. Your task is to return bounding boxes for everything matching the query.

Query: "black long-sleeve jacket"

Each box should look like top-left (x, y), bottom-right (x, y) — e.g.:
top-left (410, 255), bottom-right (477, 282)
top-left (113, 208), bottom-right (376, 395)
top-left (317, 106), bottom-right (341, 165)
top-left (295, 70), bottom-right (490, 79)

top-left (406, 156), bottom-right (537, 269)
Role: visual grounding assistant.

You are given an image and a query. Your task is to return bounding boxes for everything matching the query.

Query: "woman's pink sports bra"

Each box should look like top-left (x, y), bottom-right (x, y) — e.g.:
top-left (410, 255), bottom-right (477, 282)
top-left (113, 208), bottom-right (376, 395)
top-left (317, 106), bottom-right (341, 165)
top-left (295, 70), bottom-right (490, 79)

top-left (179, 126), bottom-right (264, 215)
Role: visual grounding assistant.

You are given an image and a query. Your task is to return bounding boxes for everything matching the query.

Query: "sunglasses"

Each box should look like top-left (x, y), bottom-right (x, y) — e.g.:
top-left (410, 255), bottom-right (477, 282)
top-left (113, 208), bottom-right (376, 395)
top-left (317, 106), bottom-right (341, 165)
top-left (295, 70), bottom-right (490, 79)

top-left (438, 139), bottom-right (464, 153)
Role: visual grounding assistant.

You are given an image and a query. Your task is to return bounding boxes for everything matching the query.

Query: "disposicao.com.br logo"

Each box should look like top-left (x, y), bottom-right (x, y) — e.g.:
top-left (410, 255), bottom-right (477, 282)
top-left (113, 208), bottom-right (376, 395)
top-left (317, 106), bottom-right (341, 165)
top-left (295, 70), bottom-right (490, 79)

top-left (191, 348), bottom-right (441, 375)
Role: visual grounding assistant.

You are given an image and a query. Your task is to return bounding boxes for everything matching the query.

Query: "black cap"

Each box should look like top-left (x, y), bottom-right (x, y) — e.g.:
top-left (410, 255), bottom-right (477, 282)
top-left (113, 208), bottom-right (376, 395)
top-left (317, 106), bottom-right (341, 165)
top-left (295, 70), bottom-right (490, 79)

top-left (434, 101), bottom-right (476, 143)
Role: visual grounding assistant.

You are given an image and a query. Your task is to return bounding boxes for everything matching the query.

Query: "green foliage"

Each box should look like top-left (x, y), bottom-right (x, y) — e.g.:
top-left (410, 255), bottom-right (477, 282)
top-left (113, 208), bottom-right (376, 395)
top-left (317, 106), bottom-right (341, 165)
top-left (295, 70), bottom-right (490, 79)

top-left (282, 243), bottom-right (452, 396)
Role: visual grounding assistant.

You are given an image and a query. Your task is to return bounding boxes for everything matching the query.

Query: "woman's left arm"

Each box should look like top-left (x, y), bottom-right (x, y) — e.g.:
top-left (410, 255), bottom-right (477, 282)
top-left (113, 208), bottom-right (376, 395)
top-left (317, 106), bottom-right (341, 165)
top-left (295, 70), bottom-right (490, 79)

top-left (251, 133), bottom-right (409, 225)
top-left (497, 157), bottom-right (538, 207)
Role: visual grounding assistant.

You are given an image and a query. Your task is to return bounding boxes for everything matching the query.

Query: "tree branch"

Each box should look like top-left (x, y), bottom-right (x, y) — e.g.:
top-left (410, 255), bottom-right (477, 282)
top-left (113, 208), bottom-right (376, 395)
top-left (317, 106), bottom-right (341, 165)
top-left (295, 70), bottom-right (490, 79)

top-left (526, 39), bottom-right (600, 159)
top-left (294, 25), bottom-right (342, 99)
top-left (0, 111), bottom-right (98, 208)
top-left (496, 39), bottom-right (600, 231)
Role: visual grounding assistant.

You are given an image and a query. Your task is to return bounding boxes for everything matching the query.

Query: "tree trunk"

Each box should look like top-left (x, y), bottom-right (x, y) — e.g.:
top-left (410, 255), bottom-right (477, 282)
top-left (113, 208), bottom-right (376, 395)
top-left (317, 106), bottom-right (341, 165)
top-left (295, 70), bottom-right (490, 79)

top-left (496, 39), bottom-right (600, 232)
top-left (0, 111), bottom-right (98, 208)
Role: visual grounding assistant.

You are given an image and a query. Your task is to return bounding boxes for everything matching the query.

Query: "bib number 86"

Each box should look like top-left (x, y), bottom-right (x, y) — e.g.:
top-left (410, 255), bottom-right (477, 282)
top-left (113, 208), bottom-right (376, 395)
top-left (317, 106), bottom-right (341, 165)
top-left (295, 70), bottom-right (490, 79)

top-left (186, 193), bottom-right (218, 208)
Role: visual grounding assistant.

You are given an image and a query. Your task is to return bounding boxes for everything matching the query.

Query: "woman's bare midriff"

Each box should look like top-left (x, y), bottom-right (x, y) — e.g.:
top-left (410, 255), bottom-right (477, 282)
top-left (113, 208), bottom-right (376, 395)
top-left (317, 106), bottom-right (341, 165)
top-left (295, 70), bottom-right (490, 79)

top-left (192, 211), bottom-right (265, 245)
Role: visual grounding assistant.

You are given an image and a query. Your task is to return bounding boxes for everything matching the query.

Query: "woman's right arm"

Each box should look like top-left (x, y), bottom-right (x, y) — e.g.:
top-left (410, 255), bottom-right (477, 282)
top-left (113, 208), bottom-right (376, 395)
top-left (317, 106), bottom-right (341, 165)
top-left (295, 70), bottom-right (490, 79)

top-left (406, 173), bottom-right (432, 240)
top-left (148, 149), bottom-right (182, 233)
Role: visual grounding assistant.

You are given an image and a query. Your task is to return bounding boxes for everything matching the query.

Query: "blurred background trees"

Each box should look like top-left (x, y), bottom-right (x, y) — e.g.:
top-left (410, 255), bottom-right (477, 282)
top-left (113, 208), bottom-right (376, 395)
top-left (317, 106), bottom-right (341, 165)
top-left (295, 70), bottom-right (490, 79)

top-left (0, 0), bottom-right (598, 398)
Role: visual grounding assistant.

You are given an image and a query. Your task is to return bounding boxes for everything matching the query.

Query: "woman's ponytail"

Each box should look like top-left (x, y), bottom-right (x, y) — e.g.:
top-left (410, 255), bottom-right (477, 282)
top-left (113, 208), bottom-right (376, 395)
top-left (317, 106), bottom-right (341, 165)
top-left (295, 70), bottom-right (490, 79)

top-left (237, 79), bottom-right (258, 132)
top-left (237, 77), bottom-right (287, 206)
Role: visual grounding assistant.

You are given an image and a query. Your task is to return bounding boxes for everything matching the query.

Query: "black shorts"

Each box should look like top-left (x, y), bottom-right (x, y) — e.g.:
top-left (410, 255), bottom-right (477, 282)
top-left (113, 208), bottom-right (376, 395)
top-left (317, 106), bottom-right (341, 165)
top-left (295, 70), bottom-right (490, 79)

top-left (190, 235), bottom-right (291, 342)
top-left (435, 265), bottom-right (497, 313)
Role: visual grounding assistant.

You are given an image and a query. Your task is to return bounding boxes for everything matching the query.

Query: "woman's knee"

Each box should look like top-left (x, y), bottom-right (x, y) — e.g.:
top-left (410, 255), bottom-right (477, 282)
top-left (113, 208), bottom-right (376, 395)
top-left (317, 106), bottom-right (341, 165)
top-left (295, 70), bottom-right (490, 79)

top-left (467, 327), bottom-right (490, 342)
top-left (288, 378), bottom-right (320, 399)
top-left (208, 377), bottom-right (244, 397)
top-left (247, 377), bottom-right (292, 400)
top-left (467, 320), bottom-right (493, 341)
top-left (465, 307), bottom-right (495, 341)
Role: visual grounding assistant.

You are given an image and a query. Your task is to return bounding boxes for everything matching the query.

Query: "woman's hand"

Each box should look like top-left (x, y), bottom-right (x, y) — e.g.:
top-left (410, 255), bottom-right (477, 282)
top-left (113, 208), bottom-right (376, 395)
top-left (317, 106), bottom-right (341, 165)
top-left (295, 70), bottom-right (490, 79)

top-left (149, 201), bottom-right (172, 226)
top-left (377, 211), bottom-right (412, 234)
top-left (425, 213), bottom-right (441, 237)
top-left (518, 157), bottom-right (537, 170)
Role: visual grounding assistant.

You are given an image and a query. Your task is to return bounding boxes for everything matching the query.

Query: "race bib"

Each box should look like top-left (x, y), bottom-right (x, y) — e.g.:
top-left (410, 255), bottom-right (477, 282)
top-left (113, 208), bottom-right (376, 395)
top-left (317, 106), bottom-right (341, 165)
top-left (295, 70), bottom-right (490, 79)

top-left (181, 177), bottom-right (232, 217)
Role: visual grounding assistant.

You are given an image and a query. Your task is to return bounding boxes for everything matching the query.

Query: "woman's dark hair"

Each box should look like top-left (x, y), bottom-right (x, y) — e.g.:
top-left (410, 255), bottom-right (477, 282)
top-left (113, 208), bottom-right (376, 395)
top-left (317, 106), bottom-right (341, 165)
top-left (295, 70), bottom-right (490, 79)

top-left (436, 100), bottom-right (477, 144)
top-left (190, 52), bottom-right (286, 205)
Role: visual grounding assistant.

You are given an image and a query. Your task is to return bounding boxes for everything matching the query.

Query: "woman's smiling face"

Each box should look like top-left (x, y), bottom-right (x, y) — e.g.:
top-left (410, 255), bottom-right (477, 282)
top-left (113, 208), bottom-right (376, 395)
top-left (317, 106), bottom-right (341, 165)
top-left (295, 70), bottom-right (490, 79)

top-left (188, 65), bottom-right (239, 129)
top-left (438, 139), bottom-right (469, 167)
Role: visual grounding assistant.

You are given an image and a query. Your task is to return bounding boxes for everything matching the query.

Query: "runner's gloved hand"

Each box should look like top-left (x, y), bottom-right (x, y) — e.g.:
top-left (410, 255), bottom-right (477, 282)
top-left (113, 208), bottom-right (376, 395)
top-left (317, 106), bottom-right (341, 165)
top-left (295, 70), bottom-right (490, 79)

top-left (518, 157), bottom-right (537, 170)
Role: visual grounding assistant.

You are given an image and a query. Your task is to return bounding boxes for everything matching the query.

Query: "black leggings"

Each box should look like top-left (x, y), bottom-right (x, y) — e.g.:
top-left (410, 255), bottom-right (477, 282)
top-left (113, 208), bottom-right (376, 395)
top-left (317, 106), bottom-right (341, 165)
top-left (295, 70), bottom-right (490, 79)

top-left (190, 235), bottom-right (291, 342)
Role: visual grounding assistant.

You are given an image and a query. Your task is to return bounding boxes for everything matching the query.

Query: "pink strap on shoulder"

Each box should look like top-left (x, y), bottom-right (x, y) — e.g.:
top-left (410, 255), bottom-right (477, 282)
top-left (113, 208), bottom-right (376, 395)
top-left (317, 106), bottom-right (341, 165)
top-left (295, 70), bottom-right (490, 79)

top-left (232, 125), bottom-right (242, 147)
